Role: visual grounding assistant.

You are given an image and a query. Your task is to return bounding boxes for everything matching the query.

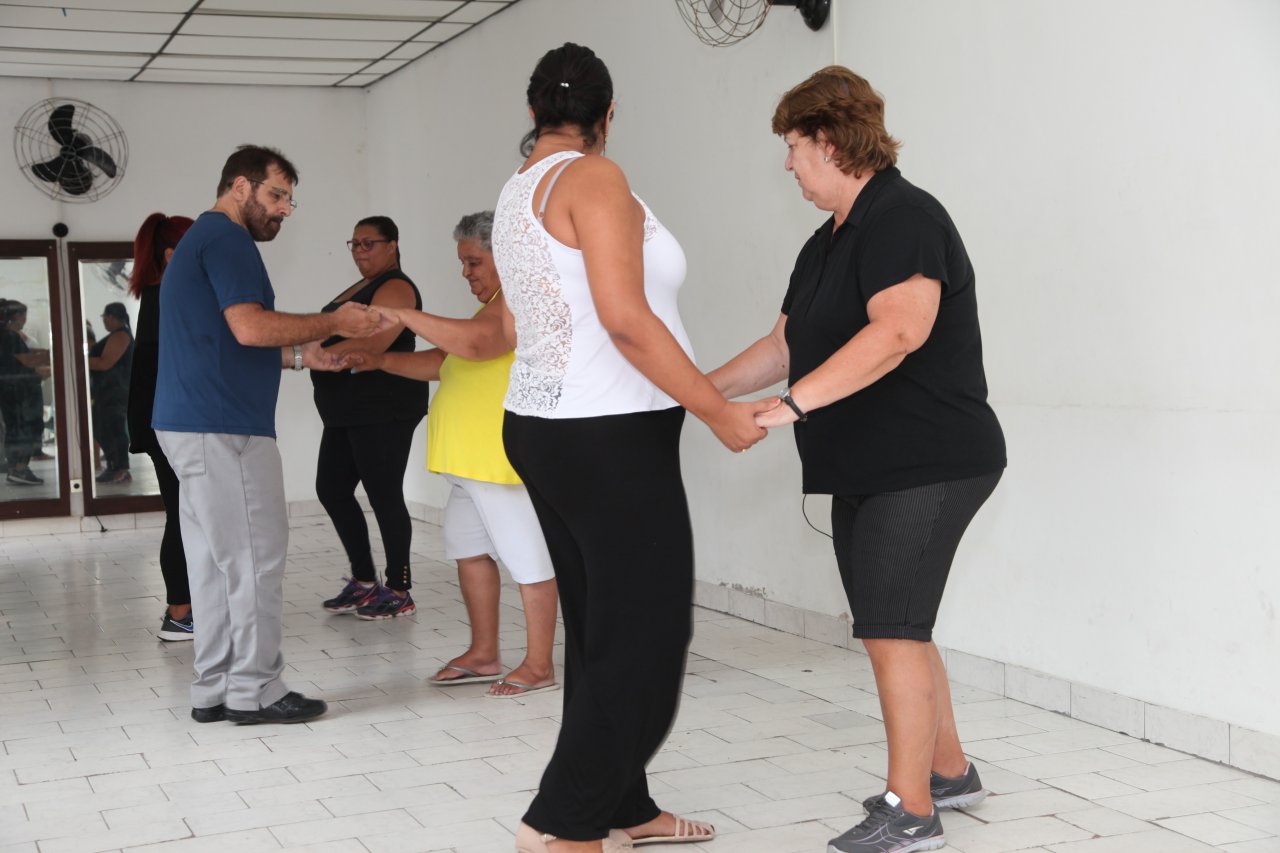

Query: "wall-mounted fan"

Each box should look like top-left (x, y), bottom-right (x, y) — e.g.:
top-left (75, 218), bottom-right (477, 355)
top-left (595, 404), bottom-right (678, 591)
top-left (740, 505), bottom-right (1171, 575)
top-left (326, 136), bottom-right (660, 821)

top-left (676, 0), bottom-right (830, 47)
top-left (13, 99), bottom-right (128, 203)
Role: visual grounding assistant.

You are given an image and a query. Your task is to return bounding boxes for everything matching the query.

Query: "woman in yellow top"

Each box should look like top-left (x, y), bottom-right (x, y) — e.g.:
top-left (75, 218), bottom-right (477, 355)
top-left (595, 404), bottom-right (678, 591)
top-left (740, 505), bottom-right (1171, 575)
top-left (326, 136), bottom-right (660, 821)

top-left (345, 211), bottom-right (558, 698)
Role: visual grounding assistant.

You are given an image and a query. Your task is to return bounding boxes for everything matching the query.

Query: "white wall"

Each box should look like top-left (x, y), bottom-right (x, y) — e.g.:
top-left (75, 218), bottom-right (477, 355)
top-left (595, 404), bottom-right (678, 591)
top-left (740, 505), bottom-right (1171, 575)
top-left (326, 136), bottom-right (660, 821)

top-left (366, 0), bottom-right (1280, 739)
top-left (831, 0), bottom-right (1280, 738)
top-left (0, 77), bottom-right (367, 495)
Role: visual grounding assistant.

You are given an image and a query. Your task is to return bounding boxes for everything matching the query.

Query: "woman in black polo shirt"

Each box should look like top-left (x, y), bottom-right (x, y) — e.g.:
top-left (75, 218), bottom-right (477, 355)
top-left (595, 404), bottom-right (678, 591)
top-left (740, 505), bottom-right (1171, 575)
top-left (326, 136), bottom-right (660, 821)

top-left (711, 66), bottom-right (1006, 853)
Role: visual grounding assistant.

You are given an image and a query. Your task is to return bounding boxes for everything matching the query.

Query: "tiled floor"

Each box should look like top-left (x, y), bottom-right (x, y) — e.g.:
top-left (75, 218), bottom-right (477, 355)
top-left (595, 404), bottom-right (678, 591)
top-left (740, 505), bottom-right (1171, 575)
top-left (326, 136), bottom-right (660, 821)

top-left (2, 515), bottom-right (1278, 853)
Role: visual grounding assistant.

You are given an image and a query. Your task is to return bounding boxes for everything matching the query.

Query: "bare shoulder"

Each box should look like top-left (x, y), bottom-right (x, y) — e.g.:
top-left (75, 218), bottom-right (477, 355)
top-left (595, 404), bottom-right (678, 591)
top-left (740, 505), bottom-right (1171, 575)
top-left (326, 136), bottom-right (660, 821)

top-left (370, 277), bottom-right (416, 308)
top-left (563, 153), bottom-right (630, 193)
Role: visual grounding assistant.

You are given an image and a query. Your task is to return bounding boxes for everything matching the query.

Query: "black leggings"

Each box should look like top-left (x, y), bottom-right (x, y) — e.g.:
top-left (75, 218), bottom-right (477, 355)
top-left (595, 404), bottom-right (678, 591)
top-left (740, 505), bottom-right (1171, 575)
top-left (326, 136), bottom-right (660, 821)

top-left (94, 401), bottom-right (130, 471)
top-left (148, 448), bottom-right (190, 606)
top-left (504, 407), bottom-right (692, 842)
top-left (316, 419), bottom-right (421, 591)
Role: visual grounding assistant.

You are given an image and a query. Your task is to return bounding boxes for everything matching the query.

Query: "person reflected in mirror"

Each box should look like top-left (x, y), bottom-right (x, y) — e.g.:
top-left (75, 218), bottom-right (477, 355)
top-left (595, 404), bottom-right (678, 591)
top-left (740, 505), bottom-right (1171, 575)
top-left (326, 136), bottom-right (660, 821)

top-left (0, 301), bottom-right (50, 485)
top-left (311, 216), bottom-right (428, 620)
top-left (342, 211), bottom-right (559, 699)
top-left (89, 302), bottom-right (134, 485)
top-left (127, 212), bottom-right (196, 641)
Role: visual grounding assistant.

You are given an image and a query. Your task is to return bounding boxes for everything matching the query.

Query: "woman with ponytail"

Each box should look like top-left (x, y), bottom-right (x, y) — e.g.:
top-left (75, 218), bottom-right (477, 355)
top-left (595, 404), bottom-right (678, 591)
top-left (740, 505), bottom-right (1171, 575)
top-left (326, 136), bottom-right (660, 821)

top-left (496, 43), bottom-right (768, 852)
top-left (127, 212), bottom-right (196, 642)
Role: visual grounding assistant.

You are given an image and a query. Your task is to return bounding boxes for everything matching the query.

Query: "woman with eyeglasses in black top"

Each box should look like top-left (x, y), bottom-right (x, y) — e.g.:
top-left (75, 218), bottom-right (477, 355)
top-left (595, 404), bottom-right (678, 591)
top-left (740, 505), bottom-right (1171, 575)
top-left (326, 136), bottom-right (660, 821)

top-left (313, 216), bottom-right (429, 620)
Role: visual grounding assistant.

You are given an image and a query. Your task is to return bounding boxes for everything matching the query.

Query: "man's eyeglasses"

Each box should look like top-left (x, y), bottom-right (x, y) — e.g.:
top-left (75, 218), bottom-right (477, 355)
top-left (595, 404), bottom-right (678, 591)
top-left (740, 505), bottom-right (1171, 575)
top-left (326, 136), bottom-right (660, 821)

top-left (347, 239), bottom-right (389, 251)
top-left (249, 179), bottom-right (297, 210)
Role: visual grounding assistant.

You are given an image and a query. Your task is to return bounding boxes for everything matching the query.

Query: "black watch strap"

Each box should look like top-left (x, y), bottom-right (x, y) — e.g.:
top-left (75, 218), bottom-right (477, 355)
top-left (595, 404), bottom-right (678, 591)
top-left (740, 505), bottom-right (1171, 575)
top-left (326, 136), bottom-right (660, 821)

top-left (780, 389), bottom-right (808, 422)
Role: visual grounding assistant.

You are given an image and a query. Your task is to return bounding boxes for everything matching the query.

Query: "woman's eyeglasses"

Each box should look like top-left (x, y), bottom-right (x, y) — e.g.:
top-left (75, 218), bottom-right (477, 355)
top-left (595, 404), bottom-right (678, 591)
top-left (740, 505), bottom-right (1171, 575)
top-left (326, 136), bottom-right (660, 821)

top-left (347, 239), bottom-right (389, 251)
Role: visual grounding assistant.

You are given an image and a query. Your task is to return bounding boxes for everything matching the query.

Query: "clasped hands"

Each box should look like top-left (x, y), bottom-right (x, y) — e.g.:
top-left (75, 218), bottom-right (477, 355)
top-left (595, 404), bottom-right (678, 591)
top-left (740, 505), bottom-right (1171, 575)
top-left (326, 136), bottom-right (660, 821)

top-left (709, 393), bottom-right (792, 454)
top-left (300, 303), bottom-right (401, 372)
top-left (332, 301), bottom-right (398, 338)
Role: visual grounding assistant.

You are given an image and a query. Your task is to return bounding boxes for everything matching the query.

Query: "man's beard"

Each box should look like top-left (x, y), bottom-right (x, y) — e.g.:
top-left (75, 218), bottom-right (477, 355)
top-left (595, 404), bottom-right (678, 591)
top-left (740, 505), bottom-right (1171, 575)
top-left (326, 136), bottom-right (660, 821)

top-left (241, 194), bottom-right (283, 242)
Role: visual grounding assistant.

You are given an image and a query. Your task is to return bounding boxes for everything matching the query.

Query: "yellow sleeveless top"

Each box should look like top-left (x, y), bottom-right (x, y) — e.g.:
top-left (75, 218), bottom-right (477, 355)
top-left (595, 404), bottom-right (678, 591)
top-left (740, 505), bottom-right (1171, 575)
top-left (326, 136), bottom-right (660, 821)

top-left (426, 346), bottom-right (521, 485)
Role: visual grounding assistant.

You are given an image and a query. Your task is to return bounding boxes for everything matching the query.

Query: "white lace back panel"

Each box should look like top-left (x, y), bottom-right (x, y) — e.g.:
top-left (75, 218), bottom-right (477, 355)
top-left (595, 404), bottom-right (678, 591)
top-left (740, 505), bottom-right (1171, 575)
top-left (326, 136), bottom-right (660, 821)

top-left (493, 151), bottom-right (693, 418)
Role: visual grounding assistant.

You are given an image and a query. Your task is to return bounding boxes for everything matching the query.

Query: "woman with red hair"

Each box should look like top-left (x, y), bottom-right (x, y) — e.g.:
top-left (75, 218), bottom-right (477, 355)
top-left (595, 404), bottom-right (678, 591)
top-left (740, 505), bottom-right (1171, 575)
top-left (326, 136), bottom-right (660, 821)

top-left (127, 212), bottom-right (196, 642)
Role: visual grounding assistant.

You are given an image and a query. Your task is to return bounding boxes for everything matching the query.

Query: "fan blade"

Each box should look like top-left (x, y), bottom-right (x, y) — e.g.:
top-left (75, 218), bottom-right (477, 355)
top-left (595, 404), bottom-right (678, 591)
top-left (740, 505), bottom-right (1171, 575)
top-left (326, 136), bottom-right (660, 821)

top-left (77, 145), bottom-right (118, 178)
top-left (47, 103), bottom-right (77, 146)
top-left (59, 159), bottom-right (95, 196)
top-left (31, 156), bottom-right (71, 183)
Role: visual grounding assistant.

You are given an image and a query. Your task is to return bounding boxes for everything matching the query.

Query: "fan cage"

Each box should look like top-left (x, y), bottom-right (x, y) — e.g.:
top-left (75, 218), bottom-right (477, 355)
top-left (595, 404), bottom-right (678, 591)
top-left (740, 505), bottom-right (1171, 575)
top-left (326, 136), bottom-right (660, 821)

top-left (13, 98), bottom-right (129, 204)
top-left (675, 0), bottom-right (772, 47)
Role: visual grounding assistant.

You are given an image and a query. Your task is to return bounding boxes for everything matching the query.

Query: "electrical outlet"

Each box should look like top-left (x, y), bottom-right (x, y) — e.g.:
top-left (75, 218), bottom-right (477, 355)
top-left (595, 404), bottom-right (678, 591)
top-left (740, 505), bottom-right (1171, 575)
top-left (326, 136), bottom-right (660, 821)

top-left (70, 478), bottom-right (82, 492)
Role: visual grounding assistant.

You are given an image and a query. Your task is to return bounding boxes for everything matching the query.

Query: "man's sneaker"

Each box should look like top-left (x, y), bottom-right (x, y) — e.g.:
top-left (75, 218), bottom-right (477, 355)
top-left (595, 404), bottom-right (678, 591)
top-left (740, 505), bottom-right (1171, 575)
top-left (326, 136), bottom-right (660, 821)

top-left (829, 792), bottom-right (944, 853)
top-left (224, 691), bottom-right (327, 725)
top-left (863, 763), bottom-right (988, 813)
top-left (158, 610), bottom-right (194, 642)
top-left (6, 467), bottom-right (42, 485)
top-left (322, 577), bottom-right (380, 613)
top-left (355, 587), bottom-right (416, 620)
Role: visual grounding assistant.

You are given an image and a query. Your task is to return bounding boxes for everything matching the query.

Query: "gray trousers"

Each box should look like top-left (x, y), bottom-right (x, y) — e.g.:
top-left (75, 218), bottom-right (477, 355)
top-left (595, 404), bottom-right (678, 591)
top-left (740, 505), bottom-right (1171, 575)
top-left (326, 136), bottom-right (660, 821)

top-left (156, 431), bottom-right (291, 711)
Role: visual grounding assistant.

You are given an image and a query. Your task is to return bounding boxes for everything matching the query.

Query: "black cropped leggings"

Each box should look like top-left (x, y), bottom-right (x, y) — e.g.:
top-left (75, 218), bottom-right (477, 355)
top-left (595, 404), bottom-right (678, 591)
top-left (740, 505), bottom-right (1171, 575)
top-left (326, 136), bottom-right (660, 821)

top-left (315, 419), bottom-right (421, 591)
top-left (148, 448), bottom-right (189, 606)
top-left (504, 407), bottom-right (693, 842)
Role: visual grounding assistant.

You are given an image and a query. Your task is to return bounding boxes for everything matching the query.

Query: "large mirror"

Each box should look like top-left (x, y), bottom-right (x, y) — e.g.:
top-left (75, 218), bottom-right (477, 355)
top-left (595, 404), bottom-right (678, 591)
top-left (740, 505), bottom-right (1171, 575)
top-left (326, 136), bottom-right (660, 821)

top-left (69, 242), bottom-right (162, 514)
top-left (0, 240), bottom-right (70, 518)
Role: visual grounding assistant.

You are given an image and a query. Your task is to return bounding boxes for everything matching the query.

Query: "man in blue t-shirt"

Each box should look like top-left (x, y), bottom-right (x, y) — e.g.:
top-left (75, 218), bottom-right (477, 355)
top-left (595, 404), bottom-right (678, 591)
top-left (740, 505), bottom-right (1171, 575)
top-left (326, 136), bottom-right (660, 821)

top-left (154, 145), bottom-right (388, 725)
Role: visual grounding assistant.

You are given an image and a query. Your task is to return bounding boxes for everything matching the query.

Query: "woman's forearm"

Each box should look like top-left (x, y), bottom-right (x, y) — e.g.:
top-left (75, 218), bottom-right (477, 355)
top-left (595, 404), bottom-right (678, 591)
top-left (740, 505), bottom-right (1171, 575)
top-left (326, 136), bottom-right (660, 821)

top-left (395, 308), bottom-right (506, 361)
top-left (708, 335), bottom-right (789, 398)
top-left (379, 349), bottom-right (445, 381)
top-left (787, 322), bottom-right (910, 414)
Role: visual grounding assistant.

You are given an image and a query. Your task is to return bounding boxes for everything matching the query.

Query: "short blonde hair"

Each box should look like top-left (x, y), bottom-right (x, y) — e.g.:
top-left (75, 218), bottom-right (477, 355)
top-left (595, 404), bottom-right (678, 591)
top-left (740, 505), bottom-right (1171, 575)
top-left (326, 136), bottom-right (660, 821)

top-left (772, 66), bottom-right (900, 175)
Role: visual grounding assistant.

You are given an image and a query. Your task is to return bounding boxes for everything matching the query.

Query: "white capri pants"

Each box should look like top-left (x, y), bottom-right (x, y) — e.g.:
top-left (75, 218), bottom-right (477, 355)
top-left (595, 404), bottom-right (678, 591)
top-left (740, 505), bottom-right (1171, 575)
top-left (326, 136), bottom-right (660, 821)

top-left (442, 474), bottom-right (555, 585)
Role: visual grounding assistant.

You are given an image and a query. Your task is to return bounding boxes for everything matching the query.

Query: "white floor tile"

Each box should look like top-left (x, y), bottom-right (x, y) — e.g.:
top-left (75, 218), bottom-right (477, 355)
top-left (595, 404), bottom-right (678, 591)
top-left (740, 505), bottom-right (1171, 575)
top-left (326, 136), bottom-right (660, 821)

top-left (0, 517), bottom-right (1273, 853)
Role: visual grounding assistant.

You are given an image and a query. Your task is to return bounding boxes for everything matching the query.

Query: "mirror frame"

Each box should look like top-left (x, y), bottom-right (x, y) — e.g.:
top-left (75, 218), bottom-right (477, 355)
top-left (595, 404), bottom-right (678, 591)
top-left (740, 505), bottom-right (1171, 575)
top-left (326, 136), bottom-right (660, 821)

top-left (0, 239), bottom-right (73, 521)
top-left (67, 241), bottom-right (163, 517)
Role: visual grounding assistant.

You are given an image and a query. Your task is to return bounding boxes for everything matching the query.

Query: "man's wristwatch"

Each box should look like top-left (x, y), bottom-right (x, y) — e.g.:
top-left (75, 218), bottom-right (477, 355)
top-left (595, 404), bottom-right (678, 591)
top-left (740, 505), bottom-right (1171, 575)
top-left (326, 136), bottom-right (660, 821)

top-left (292, 345), bottom-right (303, 371)
top-left (780, 388), bottom-right (808, 422)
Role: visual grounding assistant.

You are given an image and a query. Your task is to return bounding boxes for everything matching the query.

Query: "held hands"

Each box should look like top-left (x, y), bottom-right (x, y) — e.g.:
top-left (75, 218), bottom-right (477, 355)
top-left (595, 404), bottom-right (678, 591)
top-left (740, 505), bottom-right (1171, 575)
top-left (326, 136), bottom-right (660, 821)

top-left (338, 350), bottom-right (385, 373)
top-left (332, 302), bottom-right (396, 338)
top-left (754, 396), bottom-right (797, 429)
top-left (300, 340), bottom-right (342, 372)
top-left (706, 398), bottom-right (774, 453)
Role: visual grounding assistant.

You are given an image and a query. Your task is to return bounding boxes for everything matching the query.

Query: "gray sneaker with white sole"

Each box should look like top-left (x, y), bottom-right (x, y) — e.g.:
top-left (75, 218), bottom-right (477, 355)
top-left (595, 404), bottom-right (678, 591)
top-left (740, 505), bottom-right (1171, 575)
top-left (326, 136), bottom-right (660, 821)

top-left (862, 762), bottom-right (988, 814)
top-left (829, 792), bottom-right (944, 853)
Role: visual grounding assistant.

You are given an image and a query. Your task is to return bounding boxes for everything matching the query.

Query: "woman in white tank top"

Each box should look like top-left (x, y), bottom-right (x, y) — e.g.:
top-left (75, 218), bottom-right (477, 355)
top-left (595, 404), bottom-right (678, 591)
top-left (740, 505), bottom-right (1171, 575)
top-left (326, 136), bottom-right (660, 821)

top-left (497, 44), bottom-right (772, 853)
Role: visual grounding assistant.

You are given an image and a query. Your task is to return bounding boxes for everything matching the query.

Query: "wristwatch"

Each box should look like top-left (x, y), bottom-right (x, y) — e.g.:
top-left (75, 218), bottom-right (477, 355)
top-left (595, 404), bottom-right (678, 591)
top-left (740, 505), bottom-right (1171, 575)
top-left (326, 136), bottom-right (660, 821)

top-left (292, 345), bottom-right (303, 371)
top-left (780, 388), bottom-right (808, 421)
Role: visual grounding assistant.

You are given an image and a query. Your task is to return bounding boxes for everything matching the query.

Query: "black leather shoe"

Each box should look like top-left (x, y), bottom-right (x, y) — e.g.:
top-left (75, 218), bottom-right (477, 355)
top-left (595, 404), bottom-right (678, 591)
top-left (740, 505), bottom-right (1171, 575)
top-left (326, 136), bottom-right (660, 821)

top-left (191, 704), bottom-right (226, 723)
top-left (224, 692), bottom-right (327, 725)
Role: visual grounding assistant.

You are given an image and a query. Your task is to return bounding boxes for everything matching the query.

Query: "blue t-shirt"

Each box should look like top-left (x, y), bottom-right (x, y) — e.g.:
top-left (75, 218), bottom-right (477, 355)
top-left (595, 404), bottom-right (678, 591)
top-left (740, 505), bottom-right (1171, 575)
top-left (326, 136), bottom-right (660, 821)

top-left (153, 211), bottom-right (281, 437)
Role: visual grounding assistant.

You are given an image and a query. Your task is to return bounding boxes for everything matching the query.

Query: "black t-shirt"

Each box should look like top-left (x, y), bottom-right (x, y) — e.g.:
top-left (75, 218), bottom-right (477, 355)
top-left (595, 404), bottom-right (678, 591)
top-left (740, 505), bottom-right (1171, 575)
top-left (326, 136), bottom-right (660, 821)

top-left (781, 166), bottom-right (1005, 495)
top-left (310, 268), bottom-right (429, 427)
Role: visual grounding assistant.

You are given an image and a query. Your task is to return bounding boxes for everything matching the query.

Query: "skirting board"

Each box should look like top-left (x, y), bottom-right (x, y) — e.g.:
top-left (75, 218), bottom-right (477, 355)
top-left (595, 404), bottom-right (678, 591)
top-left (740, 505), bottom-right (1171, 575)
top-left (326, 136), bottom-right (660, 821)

top-left (694, 579), bottom-right (1280, 782)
